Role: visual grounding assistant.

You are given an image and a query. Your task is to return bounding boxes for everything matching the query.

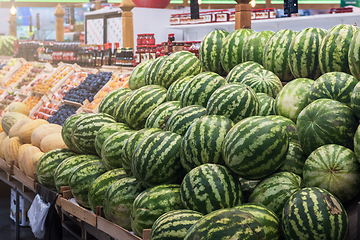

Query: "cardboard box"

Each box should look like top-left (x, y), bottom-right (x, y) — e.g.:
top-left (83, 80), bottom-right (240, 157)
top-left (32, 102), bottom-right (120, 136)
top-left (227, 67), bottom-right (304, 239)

top-left (10, 188), bottom-right (31, 226)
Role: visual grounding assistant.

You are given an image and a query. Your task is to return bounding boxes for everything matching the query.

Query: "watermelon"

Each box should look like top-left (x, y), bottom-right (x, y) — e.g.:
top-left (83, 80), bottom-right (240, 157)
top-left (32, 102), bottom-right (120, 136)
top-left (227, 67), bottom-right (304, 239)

top-left (94, 123), bottom-right (131, 156)
top-left (145, 101), bottom-right (180, 130)
top-left (241, 69), bottom-right (283, 98)
top-left (249, 172), bottom-right (303, 217)
top-left (238, 177), bottom-right (260, 202)
top-left (309, 72), bottom-right (357, 106)
top-left (71, 113), bottom-right (116, 155)
top-left (132, 131), bottom-right (184, 186)
top-left (349, 28), bottom-right (360, 80)
top-left (129, 59), bottom-right (154, 90)
top-left (184, 208), bottom-right (266, 240)
top-left (303, 144), bottom-right (360, 203)
top-left (54, 154), bottom-right (100, 192)
top-left (166, 76), bottom-right (192, 102)
top-left (288, 27), bottom-right (327, 79)
top-left (101, 130), bottom-right (136, 170)
top-left (124, 85), bottom-right (167, 130)
top-left (206, 83), bottom-right (259, 123)
top-left (225, 61), bottom-right (264, 84)
top-left (223, 116), bottom-right (289, 179)
top-left (220, 29), bottom-right (255, 73)
top-left (88, 168), bottom-right (127, 213)
top-left (98, 88), bottom-right (132, 116)
top-left (355, 125), bottom-right (360, 158)
top-left (121, 128), bottom-right (162, 176)
top-left (277, 142), bottom-right (306, 176)
top-left (235, 203), bottom-right (280, 240)
top-left (145, 56), bottom-right (167, 85)
top-left (181, 116), bottom-right (233, 172)
top-left (282, 187), bottom-right (348, 240)
top-left (199, 29), bottom-right (229, 75)
top-left (36, 149), bottom-right (77, 190)
top-left (166, 105), bottom-right (206, 136)
top-left (242, 30), bottom-right (274, 66)
top-left (113, 91), bottom-right (132, 123)
top-left (61, 113), bottom-right (86, 153)
top-left (319, 24), bottom-right (358, 74)
top-left (257, 93), bottom-right (275, 116)
top-left (351, 81), bottom-right (360, 119)
top-left (180, 72), bottom-right (225, 108)
top-left (131, 184), bottom-right (184, 237)
top-left (266, 115), bottom-right (299, 143)
top-left (150, 210), bottom-right (203, 240)
top-left (103, 177), bottom-right (145, 230)
top-left (274, 78), bottom-right (314, 122)
top-left (69, 160), bottom-right (107, 208)
top-left (180, 164), bottom-right (242, 215)
top-left (155, 51), bottom-right (203, 89)
top-left (263, 29), bottom-right (296, 81)
top-left (296, 99), bottom-right (357, 156)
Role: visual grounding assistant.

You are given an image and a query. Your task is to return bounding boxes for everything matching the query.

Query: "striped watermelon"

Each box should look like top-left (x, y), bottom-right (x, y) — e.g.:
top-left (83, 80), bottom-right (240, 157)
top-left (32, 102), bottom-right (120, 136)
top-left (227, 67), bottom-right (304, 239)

top-left (303, 144), bottom-right (360, 203)
top-left (277, 142), bottom-right (305, 177)
top-left (220, 29), bottom-right (255, 73)
top-left (184, 208), bottom-right (266, 240)
top-left (241, 69), bottom-right (282, 98)
top-left (113, 91), bottom-right (132, 123)
top-left (223, 116), bottom-right (289, 179)
top-left (282, 187), bottom-right (348, 240)
top-left (101, 130), bottom-right (136, 170)
top-left (145, 101), bottom-right (180, 129)
top-left (132, 131), bottom-right (184, 186)
top-left (129, 59), bottom-right (154, 90)
top-left (69, 160), bottom-right (107, 208)
top-left (71, 113), bottom-right (116, 155)
top-left (199, 29), bottom-right (229, 75)
top-left (242, 30), bottom-right (274, 65)
top-left (124, 85), bottom-right (167, 130)
top-left (266, 115), bottom-right (299, 143)
top-left (180, 72), bottom-right (225, 108)
top-left (94, 123), bottom-right (130, 156)
top-left (131, 184), bottom-right (184, 237)
top-left (61, 113), bottom-right (86, 153)
top-left (351, 81), bottom-right (360, 118)
top-left (166, 105), bottom-right (206, 136)
top-left (235, 203), bottom-right (280, 240)
top-left (263, 29), bottom-right (296, 81)
top-left (355, 125), bottom-right (360, 158)
top-left (288, 27), bottom-right (327, 79)
top-left (349, 28), bottom-right (360, 80)
top-left (257, 93), bottom-right (275, 116)
top-left (145, 56), bottom-right (167, 85)
top-left (226, 61), bottom-right (264, 84)
top-left (206, 83), bottom-right (259, 123)
top-left (166, 76), bottom-right (192, 102)
top-left (308, 72), bottom-right (358, 105)
top-left (296, 99), bottom-right (357, 156)
top-left (103, 177), bottom-right (145, 230)
top-left (274, 78), bottom-right (314, 122)
top-left (99, 88), bottom-right (132, 116)
top-left (155, 51), bottom-right (203, 89)
top-left (239, 177), bottom-right (260, 202)
top-left (249, 172), bottom-right (303, 217)
top-left (150, 210), bottom-right (203, 240)
top-left (180, 164), bottom-right (242, 215)
top-left (319, 24), bottom-right (358, 74)
top-left (88, 168), bottom-right (127, 213)
top-left (121, 128), bottom-right (162, 175)
top-left (54, 154), bottom-right (100, 191)
top-left (36, 149), bottom-right (77, 190)
top-left (181, 116), bottom-right (233, 172)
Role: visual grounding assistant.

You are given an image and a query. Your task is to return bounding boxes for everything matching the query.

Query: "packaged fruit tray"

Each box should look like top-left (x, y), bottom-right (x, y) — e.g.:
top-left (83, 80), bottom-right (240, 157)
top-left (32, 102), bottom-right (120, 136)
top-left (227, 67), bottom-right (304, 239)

top-left (31, 101), bottom-right (60, 121)
top-left (0, 58), bottom-right (26, 86)
top-left (4, 62), bottom-right (34, 88)
top-left (24, 92), bottom-right (50, 115)
top-left (12, 62), bottom-right (46, 90)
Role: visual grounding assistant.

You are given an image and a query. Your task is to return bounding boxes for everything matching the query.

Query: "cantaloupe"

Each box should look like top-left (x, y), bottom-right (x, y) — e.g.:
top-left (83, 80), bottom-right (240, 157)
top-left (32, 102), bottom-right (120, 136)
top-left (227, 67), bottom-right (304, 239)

top-left (31, 124), bottom-right (62, 148)
top-left (40, 133), bottom-right (67, 153)
top-left (18, 119), bottom-right (49, 144)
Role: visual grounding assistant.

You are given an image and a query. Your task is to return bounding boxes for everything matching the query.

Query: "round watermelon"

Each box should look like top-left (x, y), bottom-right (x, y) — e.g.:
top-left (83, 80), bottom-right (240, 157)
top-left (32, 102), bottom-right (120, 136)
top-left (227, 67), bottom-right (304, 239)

top-left (226, 61), bottom-right (264, 84)
top-left (351, 81), bottom-right (360, 119)
top-left (145, 101), bottom-right (180, 130)
top-left (144, 56), bottom-right (167, 85)
top-left (242, 30), bottom-right (274, 66)
top-left (354, 125), bottom-right (360, 158)
top-left (61, 113), bottom-right (86, 153)
top-left (349, 28), bottom-right (360, 80)
top-left (241, 69), bottom-right (282, 98)
top-left (277, 142), bottom-right (306, 177)
top-left (98, 88), bottom-right (132, 116)
top-left (129, 59), bottom-right (154, 90)
top-left (113, 91), bottom-right (133, 123)
top-left (257, 93), bottom-right (275, 116)
top-left (166, 76), bottom-right (192, 102)
top-left (266, 115), bottom-right (299, 143)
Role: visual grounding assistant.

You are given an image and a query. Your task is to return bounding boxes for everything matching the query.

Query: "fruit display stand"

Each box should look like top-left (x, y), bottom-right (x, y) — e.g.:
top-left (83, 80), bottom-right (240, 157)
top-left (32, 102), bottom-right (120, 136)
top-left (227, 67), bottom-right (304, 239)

top-left (0, 58), bottom-right (26, 86)
top-left (11, 63), bottom-right (47, 91)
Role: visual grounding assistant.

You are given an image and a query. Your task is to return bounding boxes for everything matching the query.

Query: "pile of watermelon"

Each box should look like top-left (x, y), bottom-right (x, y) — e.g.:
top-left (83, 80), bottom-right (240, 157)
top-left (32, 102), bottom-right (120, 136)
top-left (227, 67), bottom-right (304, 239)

top-left (33, 23), bottom-right (360, 239)
top-left (0, 36), bottom-right (17, 56)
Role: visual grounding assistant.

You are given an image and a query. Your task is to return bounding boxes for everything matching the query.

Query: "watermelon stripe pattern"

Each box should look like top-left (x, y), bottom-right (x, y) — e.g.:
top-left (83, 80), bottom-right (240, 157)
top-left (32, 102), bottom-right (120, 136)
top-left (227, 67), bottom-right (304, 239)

top-left (226, 61), bottom-right (264, 84)
top-left (278, 142), bottom-right (305, 176)
top-left (282, 187), bottom-right (349, 240)
top-left (319, 24), bottom-right (358, 74)
top-left (257, 93), bottom-right (275, 116)
top-left (180, 164), bottom-right (243, 215)
top-left (351, 81), bottom-right (360, 119)
top-left (145, 56), bottom-right (167, 85)
top-left (145, 101), bottom-right (180, 130)
top-left (242, 30), bottom-right (274, 66)
top-left (129, 59), bottom-right (154, 90)
top-left (62, 113), bottom-right (86, 153)
top-left (266, 115), bottom-right (299, 143)
top-left (349, 28), bottom-right (360, 80)
top-left (166, 76), bottom-right (192, 102)
top-left (355, 125), bottom-right (360, 158)
top-left (288, 27), bottom-right (327, 79)
top-left (241, 69), bottom-right (282, 98)
top-left (99, 88), bottom-right (132, 116)
top-left (113, 92), bottom-right (133, 123)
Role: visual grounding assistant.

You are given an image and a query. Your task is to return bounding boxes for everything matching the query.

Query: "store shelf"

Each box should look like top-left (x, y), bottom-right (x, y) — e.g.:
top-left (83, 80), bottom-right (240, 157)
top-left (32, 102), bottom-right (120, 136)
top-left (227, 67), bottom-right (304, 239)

top-left (167, 21), bottom-right (235, 29)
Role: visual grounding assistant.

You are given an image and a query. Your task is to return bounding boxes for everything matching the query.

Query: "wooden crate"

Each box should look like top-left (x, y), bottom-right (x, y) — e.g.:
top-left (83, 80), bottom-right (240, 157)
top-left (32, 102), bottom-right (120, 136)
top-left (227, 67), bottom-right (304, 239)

top-left (13, 166), bottom-right (36, 191)
top-left (60, 198), bottom-right (97, 227)
top-left (96, 216), bottom-right (142, 240)
top-left (0, 157), bottom-right (13, 175)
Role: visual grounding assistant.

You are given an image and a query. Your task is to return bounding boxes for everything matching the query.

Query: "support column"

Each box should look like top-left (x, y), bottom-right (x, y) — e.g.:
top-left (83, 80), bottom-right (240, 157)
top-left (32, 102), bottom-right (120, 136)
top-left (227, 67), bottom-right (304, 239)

top-left (120, 0), bottom-right (135, 50)
top-left (8, 15), bottom-right (17, 37)
top-left (235, 0), bottom-right (251, 30)
top-left (54, 4), bottom-right (65, 42)
top-left (95, 0), bottom-right (102, 10)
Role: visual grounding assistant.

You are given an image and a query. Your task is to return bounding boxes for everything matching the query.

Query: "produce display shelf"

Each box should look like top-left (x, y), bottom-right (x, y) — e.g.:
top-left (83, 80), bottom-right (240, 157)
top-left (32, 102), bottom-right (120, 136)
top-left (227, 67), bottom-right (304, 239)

top-left (12, 166), bottom-right (36, 192)
top-left (0, 157), bottom-right (13, 175)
